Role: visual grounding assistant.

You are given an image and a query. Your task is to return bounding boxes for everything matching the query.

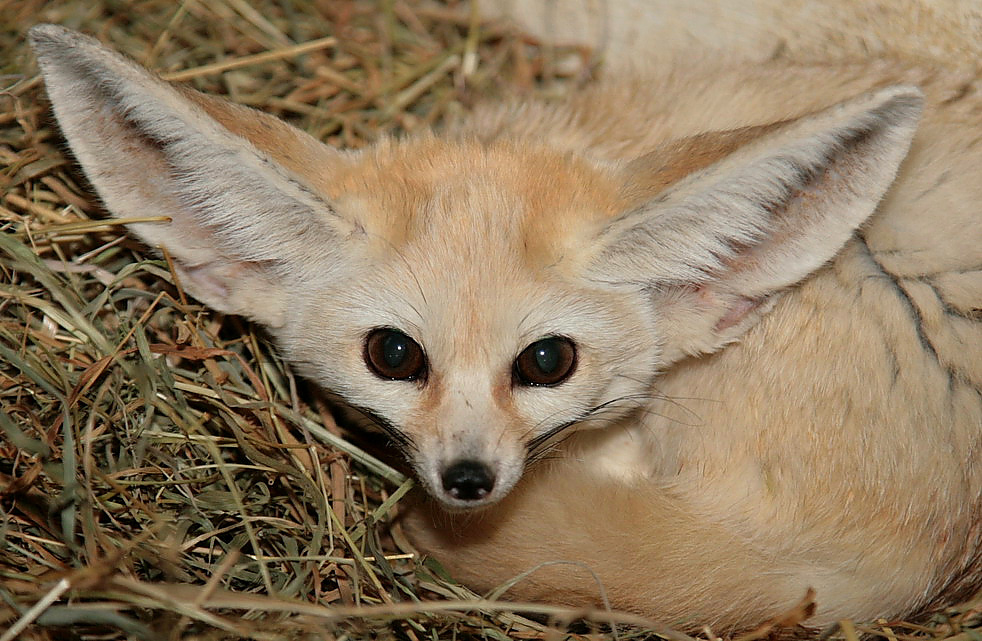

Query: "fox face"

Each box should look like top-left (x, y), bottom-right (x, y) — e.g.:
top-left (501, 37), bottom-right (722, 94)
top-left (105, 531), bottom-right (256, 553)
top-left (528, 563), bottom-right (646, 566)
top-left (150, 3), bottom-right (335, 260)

top-left (229, 140), bottom-right (663, 508)
top-left (29, 25), bottom-right (922, 510)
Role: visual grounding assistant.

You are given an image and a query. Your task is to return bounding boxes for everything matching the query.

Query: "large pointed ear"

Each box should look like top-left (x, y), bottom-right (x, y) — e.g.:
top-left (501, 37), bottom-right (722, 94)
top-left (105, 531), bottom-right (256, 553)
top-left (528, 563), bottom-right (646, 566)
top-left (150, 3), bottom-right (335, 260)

top-left (587, 85), bottom-right (923, 363)
top-left (29, 24), bottom-right (355, 327)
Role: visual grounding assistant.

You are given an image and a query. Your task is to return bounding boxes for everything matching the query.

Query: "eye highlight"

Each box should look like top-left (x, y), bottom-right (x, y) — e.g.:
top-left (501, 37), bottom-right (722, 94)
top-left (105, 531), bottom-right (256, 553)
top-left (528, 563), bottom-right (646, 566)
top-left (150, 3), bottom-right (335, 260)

top-left (364, 328), bottom-right (427, 381)
top-left (514, 337), bottom-right (577, 386)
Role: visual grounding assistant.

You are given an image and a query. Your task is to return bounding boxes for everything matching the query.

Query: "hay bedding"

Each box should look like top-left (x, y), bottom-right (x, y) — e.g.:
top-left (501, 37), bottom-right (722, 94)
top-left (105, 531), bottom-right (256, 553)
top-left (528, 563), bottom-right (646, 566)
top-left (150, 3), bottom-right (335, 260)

top-left (0, 1), bottom-right (979, 639)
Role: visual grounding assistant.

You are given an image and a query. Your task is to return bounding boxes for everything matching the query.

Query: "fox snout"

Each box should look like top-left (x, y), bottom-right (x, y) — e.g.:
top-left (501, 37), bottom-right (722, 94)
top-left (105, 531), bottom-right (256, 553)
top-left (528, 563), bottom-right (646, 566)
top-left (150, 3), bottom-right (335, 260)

top-left (415, 437), bottom-right (527, 510)
top-left (441, 460), bottom-right (496, 501)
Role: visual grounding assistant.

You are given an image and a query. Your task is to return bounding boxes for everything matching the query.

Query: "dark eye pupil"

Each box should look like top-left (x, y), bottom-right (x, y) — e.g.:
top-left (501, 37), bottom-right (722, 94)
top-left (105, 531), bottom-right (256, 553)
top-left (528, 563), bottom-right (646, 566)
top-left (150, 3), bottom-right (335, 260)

top-left (515, 337), bottom-right (576, 386)
top-left (381, 332), bottom-right (409, 368)
top-left (533, 344), bottom-right (560, 374)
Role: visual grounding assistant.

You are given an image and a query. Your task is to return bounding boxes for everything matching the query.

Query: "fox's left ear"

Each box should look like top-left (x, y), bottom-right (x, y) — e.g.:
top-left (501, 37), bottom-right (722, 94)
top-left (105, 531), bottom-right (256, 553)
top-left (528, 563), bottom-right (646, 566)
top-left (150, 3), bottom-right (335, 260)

top-left (587, 85), bottom-right (923, 364)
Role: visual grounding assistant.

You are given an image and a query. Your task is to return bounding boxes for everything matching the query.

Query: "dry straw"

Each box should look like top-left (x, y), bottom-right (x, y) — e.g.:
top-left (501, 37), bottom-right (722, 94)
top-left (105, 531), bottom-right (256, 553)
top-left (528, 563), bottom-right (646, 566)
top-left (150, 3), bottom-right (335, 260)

top-left (0, 1), bottom-right (979, 640)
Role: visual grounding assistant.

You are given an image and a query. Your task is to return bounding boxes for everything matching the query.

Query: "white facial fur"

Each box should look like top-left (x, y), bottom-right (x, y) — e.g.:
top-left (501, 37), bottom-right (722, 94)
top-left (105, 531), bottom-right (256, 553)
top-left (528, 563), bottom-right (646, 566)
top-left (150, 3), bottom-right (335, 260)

top-left (272, 168), bottom-right (663, 508)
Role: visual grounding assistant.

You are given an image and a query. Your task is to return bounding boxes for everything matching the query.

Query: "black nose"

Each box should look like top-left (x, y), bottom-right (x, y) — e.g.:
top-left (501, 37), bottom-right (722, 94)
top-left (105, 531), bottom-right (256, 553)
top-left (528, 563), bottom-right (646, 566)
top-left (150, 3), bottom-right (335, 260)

top-left (441, 460), bottom-right (495, 501)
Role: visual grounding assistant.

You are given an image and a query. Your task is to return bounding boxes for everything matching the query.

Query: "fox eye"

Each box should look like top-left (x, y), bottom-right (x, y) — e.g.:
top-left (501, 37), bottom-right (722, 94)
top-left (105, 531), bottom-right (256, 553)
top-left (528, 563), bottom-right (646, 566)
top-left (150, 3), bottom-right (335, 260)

top-left (364, 328), bottom-right (427, 381)
top-left (514, 337), bottom-right (577, 386)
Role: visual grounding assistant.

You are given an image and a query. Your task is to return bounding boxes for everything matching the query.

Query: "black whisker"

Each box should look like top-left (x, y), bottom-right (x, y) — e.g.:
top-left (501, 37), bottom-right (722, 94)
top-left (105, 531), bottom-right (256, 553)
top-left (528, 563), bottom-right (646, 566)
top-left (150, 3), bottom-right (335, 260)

top-left (526, 417), bottom-right (579, 453)
top-left (525, 430), bottom-right (580, 468)
top-left (349, 404), bottom-right (418, 453)
top-left (524, 393), bottom-right (655, 463)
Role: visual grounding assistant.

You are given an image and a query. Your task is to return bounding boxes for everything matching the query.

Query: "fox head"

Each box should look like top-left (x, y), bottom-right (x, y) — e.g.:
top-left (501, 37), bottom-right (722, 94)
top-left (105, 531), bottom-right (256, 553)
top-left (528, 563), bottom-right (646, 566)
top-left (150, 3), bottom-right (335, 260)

top-left (30, 25), bottom-right (921, 509)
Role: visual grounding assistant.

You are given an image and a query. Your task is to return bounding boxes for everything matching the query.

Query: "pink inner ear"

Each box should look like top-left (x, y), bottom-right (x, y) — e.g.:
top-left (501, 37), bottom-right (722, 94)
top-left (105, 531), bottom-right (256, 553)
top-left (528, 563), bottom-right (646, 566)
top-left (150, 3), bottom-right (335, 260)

top-left (714, 295), bottom-right (763, 332)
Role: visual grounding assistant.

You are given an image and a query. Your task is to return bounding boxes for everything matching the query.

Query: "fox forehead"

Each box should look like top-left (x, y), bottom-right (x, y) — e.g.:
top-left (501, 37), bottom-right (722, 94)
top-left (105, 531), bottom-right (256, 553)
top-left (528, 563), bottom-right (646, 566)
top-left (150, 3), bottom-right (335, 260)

top-left (323, 137), bottom-right (632, 271)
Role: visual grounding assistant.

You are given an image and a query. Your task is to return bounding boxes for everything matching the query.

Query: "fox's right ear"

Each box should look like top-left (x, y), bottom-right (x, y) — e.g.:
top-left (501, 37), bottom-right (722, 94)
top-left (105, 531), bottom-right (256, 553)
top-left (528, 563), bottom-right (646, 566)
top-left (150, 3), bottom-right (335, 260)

top-left (29, 24), bottom-right (357, 327)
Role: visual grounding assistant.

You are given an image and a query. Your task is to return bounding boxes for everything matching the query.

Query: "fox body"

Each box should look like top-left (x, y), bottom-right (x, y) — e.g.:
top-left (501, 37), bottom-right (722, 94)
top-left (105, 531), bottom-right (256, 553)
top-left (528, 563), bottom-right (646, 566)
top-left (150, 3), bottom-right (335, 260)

top-left (29, 24), bottom-right (982, 632)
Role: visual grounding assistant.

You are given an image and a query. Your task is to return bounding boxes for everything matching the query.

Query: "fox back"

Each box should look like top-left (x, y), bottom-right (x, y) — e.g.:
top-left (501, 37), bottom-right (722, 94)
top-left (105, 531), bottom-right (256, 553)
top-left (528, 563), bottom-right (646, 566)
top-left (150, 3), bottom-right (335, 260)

top-left (30, 25), bottom-right (982, 631)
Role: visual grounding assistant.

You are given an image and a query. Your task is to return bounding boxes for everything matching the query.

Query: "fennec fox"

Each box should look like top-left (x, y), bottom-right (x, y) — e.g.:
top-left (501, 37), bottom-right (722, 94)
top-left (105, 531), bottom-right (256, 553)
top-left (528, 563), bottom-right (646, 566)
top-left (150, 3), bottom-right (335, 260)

top-left (30, 24), bottom-right (982, 632)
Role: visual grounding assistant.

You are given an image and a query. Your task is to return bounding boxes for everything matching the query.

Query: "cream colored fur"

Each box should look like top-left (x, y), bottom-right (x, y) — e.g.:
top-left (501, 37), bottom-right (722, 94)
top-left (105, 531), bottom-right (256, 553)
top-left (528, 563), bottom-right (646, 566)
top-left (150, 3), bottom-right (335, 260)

top-left (29, 21), bottom-right (982, 633)
top-left (482, 0), bottom-right (982, 69)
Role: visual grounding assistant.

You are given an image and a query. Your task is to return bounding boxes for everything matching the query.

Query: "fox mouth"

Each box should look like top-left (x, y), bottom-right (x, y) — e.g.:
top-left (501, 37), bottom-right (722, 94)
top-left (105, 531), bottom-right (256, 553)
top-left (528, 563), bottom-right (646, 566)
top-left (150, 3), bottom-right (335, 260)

top-left (416, 415), bottom-right (598, 510)
top-left (416, 456), bottom-right (526, 511)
